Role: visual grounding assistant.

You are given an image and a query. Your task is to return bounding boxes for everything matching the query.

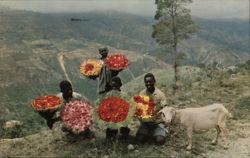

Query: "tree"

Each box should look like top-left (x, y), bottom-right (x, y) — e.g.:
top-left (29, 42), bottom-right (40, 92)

top-left (152, 0), bottom-right (198, 94)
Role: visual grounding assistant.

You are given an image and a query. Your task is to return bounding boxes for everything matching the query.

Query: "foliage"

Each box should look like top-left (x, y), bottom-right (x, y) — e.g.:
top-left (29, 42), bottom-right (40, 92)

top-left (0, 127), bottom-right (22, 139)
top-left (233, 97), bottom-right (250, 120)
top-left (153, 0), bottom-right (197, 46)
top-left (152, 0), bottom-right (198, 92)
top-left (236, 60), bottom-right (250, 71)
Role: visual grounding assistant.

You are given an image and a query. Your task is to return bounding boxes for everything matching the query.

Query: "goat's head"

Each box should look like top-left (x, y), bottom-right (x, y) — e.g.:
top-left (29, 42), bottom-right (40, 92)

top-left (158, 107), bottom-right (176, 125)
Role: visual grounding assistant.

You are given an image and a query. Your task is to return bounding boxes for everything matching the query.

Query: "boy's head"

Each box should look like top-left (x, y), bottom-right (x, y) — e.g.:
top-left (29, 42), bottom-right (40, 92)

top-left (59, 80), bottom-right (73, 101)
top-left (99, 47), bottom-right (109, 59)
top-left (144, 73), bottom-right (156, 93)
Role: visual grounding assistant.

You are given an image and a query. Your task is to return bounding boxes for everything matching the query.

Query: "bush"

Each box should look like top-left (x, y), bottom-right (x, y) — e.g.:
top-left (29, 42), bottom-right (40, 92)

top-left (0, 126), bottom-right (22, 139)
top-left (233, 96), bottom-right (250, 120)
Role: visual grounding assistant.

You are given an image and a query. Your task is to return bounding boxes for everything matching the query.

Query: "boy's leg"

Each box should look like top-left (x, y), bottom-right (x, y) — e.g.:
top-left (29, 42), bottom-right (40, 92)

top-left (119, 126), bottom-right (130, 140)
top-left (153, 123), bottom-right (166, 145)
top-left (106, 128), bottom-right (118, 140)
top-left (84, 128), bottom-right (95, 139)
top-left (136, 122), bottom-right (149, 144)
top-left (38, 111), bottom-right (56, 129)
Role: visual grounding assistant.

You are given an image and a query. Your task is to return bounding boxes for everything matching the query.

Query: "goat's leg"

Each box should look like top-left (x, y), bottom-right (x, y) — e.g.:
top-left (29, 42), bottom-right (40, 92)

top-left (219, 123), bottom-right (229, 149)
top-left (212, 125), bottom-right (221, 145)
top-left (186, 127), bottom-right (193, 150)
top-left (220, 124), bottom-right (227, 141)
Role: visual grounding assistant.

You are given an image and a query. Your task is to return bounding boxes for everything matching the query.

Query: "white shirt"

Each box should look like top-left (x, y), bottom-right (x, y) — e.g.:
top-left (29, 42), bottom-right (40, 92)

top-left (56, 92), bottom-right (82, 101)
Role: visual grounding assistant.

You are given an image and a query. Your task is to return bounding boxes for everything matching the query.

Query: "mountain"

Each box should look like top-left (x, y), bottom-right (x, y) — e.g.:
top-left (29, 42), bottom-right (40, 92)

top-left (178, 18), bottom-right (249, 65)
top-left (0, 9), bottom-right (249, 66)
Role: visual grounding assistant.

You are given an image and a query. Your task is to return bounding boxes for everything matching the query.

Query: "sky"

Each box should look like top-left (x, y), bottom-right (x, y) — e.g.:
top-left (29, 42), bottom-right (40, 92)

top-left (0, 0), bottom-right (249, 19)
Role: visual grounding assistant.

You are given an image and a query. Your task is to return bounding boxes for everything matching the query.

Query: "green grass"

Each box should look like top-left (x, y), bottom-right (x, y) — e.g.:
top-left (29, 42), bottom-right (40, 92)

top-left (0, 66), bottom-right (249, 157)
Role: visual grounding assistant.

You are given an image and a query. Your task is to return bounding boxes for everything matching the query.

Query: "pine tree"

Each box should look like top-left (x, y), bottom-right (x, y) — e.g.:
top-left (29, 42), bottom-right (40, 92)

top-left (152, 0), bottom-right (198, 94)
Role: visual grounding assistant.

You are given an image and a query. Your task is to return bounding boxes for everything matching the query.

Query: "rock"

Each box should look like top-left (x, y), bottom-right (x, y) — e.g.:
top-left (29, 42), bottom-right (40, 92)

top-left (190, 98), bottom-right (197, 103)
top-left (3, 120), bottom-right (23, 129)
top-left (103, 155), bottom-right (109, 158)
top-left (127, 144), bottom-right (135, 150)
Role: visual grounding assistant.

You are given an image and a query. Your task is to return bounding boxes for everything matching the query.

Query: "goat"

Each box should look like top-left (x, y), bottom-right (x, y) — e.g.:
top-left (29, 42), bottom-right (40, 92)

top-left (159, 103), bottom-right (232, 150)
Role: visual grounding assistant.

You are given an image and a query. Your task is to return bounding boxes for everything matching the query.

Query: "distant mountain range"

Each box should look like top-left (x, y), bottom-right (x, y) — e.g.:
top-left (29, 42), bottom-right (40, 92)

top-left (0, 9), bottom-right (249, 65)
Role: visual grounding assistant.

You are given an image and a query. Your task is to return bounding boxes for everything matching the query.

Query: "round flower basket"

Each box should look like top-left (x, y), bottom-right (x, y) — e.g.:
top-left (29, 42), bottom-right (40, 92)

top-left (104, 53), bottom-right (128, 71)
top-left (96, 92), bottom-right (133, 129)
top-left (80, 59), bottom-right (102, 79)
top-left (60, 99), bottom-right (93, 134)
top-left (31, 95), bottom-right (62, 112)
top-left (132, 95), bottom-right (156, 121)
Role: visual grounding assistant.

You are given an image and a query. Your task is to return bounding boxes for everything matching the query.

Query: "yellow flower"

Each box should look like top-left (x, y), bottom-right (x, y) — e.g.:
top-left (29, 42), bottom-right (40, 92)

top-left (133, 95), bottom-right (155, 119)
top-left (80, 59), bottom-right (102, 77)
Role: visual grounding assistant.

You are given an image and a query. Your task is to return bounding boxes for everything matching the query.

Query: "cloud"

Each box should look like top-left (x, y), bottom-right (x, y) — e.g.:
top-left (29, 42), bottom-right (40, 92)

top-left (190, 0), bottom-right (249, 19)
top-left (0, 0), bottom-right (248, 19)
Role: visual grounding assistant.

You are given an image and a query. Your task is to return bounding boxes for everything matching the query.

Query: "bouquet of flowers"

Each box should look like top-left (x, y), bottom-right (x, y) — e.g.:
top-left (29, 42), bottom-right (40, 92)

top-left (80, 59), bottom-right (102, 79)
top-left (104, 53), bottom-right (128, 71)
top-left (32, 95), bottom-right (62, 112)
top-left (96, 93), bottom-right (133, 129)
top-left (132, 95), bottom-right (156, 121)
top-left (98, 96), bottom-right (129, 123)
top-left (60, 99), bottom-right (92, 134)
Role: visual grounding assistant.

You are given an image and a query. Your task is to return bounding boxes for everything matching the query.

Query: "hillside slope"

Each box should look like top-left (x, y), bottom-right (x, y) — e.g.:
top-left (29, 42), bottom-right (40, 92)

top-left (0, 38), bottom-right (171, 137)
top-left (0, 66), bottom-right (249, 158)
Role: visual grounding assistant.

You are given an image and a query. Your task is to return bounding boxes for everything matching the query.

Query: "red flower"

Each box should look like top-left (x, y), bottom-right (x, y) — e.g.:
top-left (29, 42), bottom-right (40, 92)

top-left (133, 96), bottom-right (143, 103)
top-left (60, 100), bottom-right (92, 134)
top-left (133, 95), bottom-right (156, 119)
top-left (135, 108), bottom-right (143, 117)
top-left (98, 96), bottom-right (129, 123)
top-left (84, 63), bottom-right (94, 72)
top-left (147, 106), bottom-right (155, 116)
top-left (105, 53), bottom-right (128, 71)
top-left (32, 95), bottom-right (61, 111)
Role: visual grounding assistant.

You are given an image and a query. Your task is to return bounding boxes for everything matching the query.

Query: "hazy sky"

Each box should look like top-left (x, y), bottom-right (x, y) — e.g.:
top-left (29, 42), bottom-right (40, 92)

top-left (0, 0), bottom-right (249, 19)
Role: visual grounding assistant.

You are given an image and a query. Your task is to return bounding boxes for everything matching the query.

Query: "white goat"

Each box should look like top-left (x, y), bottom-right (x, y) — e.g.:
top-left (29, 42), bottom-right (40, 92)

top-left (159, 103), bottom-right (232, 150)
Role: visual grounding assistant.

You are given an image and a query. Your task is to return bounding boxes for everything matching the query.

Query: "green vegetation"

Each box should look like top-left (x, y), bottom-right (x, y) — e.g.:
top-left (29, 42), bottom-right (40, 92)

top-left (0, 62), bottom-right (249, 157)
top-left (153, 0), bottom-right (198, 91)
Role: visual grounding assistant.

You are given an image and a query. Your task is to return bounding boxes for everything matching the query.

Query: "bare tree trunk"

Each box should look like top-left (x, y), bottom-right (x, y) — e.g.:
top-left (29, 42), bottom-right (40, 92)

top-left (173, 43), bottom-right (179, 95)
top-left (171, 5), bottom-right (179, 95)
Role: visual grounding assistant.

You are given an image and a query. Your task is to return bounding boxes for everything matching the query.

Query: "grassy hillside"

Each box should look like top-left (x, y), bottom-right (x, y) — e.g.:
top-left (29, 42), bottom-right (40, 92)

top-left (0, 39), bottom-right (171, 136)
top-left (0, 62), bottom-right (249, 158)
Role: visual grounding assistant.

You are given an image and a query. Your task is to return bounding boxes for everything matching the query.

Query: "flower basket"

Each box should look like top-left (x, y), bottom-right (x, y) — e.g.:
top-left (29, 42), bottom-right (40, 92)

top-left (96, 92), bottom-right (134, 129)
top-left (60, 99), bottom-right (93, 134)
top-left (132, 95), bottom-right (156, 121)
top-left (31, 95), bottom-right (62, 112)
top-left (80, 59), bottom-right (102, 79)
top-left (104, 53), bottom-right (128, 71)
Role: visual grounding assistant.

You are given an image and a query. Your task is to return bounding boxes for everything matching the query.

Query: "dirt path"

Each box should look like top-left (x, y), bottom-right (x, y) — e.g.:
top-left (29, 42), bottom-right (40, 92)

top-left (207, 122), bottom-right (250, 158)
top-left (57, 53), bottom-right (71, 82)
